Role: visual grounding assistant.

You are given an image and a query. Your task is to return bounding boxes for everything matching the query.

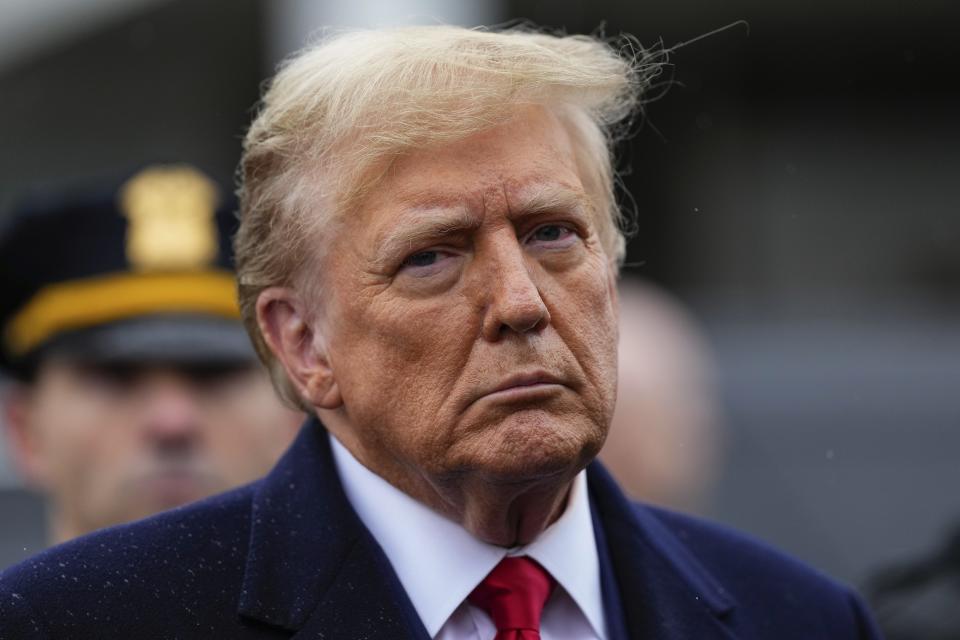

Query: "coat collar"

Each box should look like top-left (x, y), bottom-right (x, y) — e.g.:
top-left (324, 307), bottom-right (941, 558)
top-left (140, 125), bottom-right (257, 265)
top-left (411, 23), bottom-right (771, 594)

top-left (588, 463), bottom-right (740, 639)
top-left (238, 416), bottom-right (740, 639)
top-left (237, 417), bottom-right (429, 638)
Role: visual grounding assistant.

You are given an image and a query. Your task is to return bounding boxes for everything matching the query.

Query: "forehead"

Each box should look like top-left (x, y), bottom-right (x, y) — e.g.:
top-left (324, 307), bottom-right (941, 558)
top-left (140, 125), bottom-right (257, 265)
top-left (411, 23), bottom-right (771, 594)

top-left (362, 106), bottom-right (584, 220)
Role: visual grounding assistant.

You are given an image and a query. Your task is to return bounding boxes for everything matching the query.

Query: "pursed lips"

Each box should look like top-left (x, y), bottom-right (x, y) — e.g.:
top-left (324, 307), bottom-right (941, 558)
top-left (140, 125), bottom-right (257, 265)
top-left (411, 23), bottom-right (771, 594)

top-left (472, 370), bottom-right (568, 405)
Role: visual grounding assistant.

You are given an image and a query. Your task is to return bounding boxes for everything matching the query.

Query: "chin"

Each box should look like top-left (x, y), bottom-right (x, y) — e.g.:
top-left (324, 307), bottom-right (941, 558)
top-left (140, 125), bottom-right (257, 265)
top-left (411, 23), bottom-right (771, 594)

top-left (467, 409), bottom-right (604, 484)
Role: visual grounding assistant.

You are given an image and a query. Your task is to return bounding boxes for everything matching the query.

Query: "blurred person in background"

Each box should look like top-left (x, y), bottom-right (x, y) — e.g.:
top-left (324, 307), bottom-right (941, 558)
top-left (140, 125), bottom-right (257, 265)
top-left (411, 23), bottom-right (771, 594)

top-left (599, 278), bottom-right (721, 513)
top-left (0, 164), bottom-right (303, 546)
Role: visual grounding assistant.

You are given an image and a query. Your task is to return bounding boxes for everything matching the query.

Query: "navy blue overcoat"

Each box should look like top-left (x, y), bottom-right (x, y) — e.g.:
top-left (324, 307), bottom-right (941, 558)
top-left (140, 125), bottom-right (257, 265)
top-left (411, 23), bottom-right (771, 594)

top-left (0, 417), bottom-right (881, 638)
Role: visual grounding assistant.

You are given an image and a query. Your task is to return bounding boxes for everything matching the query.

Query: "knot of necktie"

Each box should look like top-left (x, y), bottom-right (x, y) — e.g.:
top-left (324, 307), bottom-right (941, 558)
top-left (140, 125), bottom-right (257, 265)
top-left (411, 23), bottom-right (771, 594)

top-left (468, 556), bottom-right (556, 640)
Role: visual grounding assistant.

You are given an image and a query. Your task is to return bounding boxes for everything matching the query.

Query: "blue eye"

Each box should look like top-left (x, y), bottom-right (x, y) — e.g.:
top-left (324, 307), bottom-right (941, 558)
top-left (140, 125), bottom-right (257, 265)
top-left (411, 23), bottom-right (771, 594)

top-left (532, 225), bottom-right (565, 242)
top-left (403, 251), bottom-right (439, 267)
top-left (398, 249), bottom-right (459, 280)
top-left (528, 224), bottom-right (578, 246)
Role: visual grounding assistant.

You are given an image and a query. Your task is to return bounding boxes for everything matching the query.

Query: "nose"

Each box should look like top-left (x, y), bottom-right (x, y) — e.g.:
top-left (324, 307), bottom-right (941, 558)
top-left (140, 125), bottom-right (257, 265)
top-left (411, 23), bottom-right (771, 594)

top-left (140, 373), bottom-right (202, 453)
top-left (481, 237), bottom-right (551, 341)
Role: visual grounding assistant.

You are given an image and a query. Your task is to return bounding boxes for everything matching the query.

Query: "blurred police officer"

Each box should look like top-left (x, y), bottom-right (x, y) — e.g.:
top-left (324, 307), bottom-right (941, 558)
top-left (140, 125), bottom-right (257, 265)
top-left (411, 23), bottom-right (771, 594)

top-left (0, 164), bottom-right (303, 545)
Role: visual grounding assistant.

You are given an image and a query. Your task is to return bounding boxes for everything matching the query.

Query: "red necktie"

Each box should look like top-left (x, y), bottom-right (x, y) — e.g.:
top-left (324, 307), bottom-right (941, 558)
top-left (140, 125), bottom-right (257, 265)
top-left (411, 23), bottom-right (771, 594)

top-left (468, 556), bottom-right (556, 640)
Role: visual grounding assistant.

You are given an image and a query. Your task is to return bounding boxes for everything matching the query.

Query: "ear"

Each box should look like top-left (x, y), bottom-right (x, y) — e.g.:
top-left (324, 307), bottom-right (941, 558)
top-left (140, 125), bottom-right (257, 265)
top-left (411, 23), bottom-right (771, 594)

top-left (256, 287), bottom-right (342, 410)
top-left (3, 384), bottom-right (52, 488)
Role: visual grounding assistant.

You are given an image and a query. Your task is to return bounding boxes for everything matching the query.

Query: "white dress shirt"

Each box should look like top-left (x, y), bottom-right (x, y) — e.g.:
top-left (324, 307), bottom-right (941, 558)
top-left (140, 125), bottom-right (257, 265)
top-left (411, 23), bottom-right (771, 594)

top-left (330, 433), bottom-right (607, 640)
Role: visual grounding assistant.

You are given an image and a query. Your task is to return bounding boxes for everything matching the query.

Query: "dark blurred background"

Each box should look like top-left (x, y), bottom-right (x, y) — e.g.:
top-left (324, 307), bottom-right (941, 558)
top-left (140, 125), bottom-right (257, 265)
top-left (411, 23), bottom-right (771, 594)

top-left (2, 0), bottom-right (958, 592)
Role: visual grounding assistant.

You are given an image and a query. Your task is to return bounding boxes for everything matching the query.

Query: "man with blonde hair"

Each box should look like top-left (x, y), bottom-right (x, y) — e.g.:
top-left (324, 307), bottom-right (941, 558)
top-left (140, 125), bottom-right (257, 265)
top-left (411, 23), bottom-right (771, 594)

top-left (0, 26), bottom-right (879, 638)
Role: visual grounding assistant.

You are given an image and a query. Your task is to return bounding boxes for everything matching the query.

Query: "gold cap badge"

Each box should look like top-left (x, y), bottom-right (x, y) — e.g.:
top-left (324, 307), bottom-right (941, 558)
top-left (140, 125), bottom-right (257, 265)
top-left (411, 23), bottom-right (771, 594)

top-left (120, 165), bottom-right (220, 271)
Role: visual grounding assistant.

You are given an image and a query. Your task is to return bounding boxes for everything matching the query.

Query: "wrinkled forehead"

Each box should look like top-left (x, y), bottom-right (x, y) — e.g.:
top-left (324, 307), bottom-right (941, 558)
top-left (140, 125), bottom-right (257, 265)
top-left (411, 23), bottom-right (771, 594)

top-left (350, 108), bottom-right (593, 224)
top-left (328, 106), bottom-right (584, 207)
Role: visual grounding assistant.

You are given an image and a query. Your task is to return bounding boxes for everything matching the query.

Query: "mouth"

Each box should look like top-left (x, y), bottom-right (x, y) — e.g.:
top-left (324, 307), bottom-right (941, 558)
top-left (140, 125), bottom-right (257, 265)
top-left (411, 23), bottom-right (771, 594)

top-left (475, 370), bottom-right (568, 405)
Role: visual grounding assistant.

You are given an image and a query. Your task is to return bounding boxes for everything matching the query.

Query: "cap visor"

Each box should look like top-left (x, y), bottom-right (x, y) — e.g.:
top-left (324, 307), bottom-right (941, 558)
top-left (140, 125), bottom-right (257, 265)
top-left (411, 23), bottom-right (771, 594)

top-left (38, 314), bottom-right (257, 366)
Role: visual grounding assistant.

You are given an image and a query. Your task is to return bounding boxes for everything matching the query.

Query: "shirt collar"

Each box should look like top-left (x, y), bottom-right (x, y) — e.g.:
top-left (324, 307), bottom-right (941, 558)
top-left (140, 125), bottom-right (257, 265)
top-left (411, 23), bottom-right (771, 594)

top-left (329, 433), bottom-right (607, 639)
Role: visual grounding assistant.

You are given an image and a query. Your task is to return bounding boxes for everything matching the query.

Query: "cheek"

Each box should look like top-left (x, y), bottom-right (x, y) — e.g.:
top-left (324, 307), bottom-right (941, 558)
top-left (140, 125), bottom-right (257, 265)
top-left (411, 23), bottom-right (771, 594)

top-left (36, 392), bottom-right (94, 451)
top-left (30, 392), bottom-right (125, 490)
top-left (334, 293), bottom-right (475, 413)
top-left (204, 387), bottom-right (300, 461)
top-left (553, 262), bottom-right (619, 406)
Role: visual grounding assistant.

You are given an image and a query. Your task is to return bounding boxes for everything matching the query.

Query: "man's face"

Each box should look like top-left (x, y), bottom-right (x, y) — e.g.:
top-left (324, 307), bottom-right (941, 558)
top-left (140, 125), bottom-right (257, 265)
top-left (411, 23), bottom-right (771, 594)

top-left (315, 106), bottom-right (619, 501)
top-left (6, 359), bottom-right (302, 541)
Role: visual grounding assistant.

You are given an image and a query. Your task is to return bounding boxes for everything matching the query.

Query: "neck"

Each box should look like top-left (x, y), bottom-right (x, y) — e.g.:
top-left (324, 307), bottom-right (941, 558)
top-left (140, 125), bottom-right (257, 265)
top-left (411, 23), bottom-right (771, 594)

top-left (324, 417), bottom-right (579, 546)
top-left (452, 473), bottom-right (577, 546)
top-left (385, 463), bottom-right (578, 547)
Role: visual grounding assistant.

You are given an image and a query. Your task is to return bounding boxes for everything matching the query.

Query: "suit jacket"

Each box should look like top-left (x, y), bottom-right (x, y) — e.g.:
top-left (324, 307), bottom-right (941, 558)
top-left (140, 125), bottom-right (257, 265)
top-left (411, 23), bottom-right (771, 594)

top-left (0, 417), bottom-right (881, 639)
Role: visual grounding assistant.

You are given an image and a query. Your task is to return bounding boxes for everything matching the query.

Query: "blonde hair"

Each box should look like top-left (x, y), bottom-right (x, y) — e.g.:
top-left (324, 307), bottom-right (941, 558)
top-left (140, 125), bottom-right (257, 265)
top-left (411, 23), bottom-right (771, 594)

top-left (236, 24), bottom-right (660, 408)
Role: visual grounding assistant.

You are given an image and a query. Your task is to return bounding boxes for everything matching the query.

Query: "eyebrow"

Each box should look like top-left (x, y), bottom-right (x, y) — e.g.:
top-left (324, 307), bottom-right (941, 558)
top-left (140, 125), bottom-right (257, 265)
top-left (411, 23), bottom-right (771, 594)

top-left (372, 184), bottom-right (594, 266)
top-left (373, 205), bottom-right (480, 266)
top-left (508, 184), bottom-right (595, 222)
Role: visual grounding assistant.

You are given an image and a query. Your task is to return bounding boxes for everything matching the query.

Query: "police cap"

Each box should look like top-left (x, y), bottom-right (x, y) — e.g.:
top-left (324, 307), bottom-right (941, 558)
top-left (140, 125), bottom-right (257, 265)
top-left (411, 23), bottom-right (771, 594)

top-left (0, 164), bottom-right (256, 379)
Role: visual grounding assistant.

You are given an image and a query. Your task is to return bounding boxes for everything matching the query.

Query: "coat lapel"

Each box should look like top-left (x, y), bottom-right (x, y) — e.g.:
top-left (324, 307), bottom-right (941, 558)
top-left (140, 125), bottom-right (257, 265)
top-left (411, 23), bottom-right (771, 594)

top-left (588, 462), bottom-right (743, 640)
top-left (239, 416), bottom-right (743, 639)
top-left (237, 417), bottom-right (430, 639)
